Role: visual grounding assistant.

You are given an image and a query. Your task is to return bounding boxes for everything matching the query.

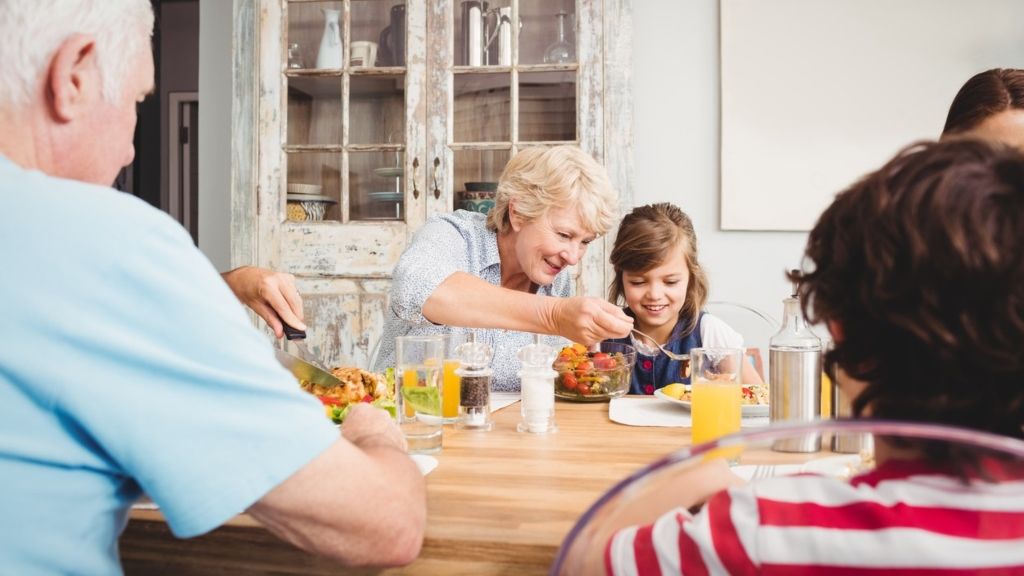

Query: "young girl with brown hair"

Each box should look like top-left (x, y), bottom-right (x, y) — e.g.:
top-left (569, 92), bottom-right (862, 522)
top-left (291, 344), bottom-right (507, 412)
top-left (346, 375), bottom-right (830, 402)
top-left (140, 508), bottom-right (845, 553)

top-left (606, 203), bottom-right (762, 395)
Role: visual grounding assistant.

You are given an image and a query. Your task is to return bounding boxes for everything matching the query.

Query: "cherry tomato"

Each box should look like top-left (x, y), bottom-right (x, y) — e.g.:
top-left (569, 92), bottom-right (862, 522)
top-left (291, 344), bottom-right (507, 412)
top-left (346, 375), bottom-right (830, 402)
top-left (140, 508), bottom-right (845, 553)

top-left (318, 395), bottom-right (344, 406)
top-left (592, 353), bottom-right (617, 370)
top-left (577, 383), bottom-right (591, 395)
top-left (561, 373), bottom-right (578, 390)
top-left (576, 360), bottom-right (594, 374)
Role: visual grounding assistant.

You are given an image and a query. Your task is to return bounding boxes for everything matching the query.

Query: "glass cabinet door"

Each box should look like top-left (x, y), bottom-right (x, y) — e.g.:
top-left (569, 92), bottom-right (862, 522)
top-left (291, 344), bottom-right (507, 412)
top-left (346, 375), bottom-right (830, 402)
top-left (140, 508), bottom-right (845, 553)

top-left (283, 0), bottom-right (416, 224)
top-left (438, 0), bottom-right (580, 216)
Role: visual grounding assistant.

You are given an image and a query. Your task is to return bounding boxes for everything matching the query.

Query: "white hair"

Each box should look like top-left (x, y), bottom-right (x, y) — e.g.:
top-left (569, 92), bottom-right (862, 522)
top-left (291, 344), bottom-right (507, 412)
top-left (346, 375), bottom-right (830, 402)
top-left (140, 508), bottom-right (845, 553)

top-left (0, 0), bottom-right (154, 108)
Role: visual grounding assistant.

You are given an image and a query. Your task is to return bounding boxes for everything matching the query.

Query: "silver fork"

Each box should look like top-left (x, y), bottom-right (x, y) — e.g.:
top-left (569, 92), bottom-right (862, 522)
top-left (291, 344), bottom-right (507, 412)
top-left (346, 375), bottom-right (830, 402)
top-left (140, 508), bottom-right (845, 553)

top-left (629, 328), bottom-right (690, 361)
top-left (751, 465), bottom-right (775, 481)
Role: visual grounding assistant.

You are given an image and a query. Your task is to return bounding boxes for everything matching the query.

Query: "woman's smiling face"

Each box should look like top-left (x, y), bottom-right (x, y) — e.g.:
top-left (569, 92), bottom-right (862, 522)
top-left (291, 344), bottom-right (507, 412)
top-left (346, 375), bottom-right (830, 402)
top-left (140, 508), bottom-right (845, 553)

top-left (621, 247), bottom-right (690, 335)
top-left (510, 205), bottom-right (596, 286)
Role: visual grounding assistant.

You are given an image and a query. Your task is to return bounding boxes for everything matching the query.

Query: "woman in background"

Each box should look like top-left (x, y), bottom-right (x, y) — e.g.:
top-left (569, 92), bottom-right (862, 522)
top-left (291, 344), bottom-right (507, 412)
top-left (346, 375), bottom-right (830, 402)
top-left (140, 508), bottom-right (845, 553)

top-left (374, 146), bottom-right (632, 391)
top-left (942, 68), bottom-right (1024, 149)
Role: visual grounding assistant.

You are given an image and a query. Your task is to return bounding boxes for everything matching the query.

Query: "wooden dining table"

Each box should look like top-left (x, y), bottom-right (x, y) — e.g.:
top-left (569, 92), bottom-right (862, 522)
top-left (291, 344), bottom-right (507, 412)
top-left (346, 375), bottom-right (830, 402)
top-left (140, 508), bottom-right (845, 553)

top-left (119, 398), bottom-right (814, 575)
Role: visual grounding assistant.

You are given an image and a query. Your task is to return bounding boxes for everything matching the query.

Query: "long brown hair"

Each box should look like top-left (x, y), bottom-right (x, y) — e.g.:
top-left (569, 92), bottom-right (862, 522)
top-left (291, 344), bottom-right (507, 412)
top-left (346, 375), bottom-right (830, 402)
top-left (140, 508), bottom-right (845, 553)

top-left (942, 68), bottom-right (1024, 136)
top-left (609, 203), bottom-right (708, 337)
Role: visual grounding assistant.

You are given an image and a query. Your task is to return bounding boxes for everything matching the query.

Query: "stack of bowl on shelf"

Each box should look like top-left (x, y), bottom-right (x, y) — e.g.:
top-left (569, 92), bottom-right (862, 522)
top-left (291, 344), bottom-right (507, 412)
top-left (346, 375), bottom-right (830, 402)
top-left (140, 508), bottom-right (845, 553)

top-left (286, 183), bottom-right (337, 221)
top-left (459, 181), bottom-right (497, 214)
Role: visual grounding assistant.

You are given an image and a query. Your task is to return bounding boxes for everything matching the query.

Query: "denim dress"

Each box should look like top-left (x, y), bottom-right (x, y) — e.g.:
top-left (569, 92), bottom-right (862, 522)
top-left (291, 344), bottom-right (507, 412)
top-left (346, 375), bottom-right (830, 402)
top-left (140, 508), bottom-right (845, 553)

top-left (608, 311), bottom-right (704, 395)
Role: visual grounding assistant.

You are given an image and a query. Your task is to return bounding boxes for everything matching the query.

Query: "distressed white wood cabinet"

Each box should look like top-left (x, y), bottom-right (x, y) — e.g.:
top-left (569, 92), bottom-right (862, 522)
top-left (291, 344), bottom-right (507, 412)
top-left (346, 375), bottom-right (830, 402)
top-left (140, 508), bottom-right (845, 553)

top-left (231, 0), bottom-right (633, 367)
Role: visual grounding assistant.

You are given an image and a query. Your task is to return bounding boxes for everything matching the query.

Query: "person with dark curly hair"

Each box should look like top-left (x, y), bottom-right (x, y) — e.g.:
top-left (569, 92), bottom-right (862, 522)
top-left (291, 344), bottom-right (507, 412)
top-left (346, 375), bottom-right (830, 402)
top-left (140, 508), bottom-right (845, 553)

top-left (571, 139), bottom-right (1024, 575)
top-left (942, 68), bottom-right (1024, 150)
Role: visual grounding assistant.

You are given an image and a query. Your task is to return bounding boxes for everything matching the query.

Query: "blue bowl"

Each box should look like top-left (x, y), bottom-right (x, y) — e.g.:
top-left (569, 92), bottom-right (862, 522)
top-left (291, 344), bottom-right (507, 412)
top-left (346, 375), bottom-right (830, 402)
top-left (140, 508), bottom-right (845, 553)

top-left (460, 198), bottom-right (495, 214)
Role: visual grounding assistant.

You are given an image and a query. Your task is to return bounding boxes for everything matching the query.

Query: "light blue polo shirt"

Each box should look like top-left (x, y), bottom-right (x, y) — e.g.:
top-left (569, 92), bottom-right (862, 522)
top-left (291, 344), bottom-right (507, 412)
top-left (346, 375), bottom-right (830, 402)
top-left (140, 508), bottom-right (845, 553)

top-left (0, 156), bottom-right (338, 575)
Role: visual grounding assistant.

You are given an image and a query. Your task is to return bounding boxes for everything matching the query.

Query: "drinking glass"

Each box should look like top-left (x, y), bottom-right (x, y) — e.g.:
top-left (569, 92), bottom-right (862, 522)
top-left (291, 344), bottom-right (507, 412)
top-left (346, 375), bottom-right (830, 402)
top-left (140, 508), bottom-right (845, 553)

top-left (396, 335), bottom-right (444, 454)
top-left (441, 333), bottom-right (467, 423)
top-left (690, 347), bottom-right (743, 462)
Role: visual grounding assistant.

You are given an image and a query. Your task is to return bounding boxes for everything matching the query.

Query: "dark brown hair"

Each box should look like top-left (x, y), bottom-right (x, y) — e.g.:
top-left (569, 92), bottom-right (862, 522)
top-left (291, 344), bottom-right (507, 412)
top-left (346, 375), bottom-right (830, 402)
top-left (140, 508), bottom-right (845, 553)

top-left (792, 139), bottom-right (1024, 443)
top-left (942, 68), bottom-right (1024, 136)
top-left (609, 203), bottom-right (708, 337)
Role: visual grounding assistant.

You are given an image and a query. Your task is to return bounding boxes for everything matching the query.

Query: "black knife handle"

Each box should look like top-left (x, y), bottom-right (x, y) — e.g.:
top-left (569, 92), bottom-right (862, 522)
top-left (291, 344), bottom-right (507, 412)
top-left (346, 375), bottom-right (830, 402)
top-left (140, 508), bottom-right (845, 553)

top-left (282, 322), bottom-right (306, 341)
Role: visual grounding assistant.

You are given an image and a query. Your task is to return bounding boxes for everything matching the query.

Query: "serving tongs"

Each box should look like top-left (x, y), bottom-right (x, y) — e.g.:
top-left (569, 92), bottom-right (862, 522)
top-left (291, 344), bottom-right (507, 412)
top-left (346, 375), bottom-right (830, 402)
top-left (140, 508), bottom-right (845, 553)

top-left (629, 328), bottom-right (690, 362)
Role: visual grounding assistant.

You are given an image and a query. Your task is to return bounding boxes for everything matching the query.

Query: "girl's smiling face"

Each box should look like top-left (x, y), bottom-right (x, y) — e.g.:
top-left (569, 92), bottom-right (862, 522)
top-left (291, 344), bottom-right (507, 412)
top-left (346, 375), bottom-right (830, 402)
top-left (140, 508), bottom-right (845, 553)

top-left (622, 247), bottom-right (690, 337)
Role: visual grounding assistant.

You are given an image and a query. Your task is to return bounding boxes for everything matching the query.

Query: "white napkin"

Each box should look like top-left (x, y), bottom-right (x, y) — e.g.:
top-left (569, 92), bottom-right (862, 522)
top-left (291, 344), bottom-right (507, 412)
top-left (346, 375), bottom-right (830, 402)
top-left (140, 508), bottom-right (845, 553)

top-left (489, 392), bottom-right (520, 413)
top-left (410, 454), bottom-right (439, 476)
top-left (608, 396), bottom-right (770, 428)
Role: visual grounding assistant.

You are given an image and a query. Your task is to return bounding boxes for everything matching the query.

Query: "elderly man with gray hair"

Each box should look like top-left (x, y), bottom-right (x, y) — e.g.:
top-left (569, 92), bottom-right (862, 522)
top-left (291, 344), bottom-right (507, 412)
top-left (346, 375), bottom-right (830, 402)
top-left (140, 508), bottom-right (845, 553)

top-left (0, 1), bottom-right (425, 573)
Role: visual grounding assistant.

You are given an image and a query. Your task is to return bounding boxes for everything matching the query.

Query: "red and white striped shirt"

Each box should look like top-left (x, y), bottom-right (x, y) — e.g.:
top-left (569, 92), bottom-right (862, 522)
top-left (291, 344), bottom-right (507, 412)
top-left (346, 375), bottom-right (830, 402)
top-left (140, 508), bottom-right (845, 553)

top-left (607, 459), bottom-right (1024, 575)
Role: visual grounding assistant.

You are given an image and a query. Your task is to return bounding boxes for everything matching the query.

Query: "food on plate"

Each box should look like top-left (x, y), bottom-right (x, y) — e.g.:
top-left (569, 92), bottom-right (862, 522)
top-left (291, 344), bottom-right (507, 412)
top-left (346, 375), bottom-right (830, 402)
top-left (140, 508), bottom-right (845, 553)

top-left (553, 342), bottom-right (635, 400)
top-left (673, 382), bottom-right (768, 405)
top-left (300, 367), bottom-right (395, 424)
top-left (660, 382), bottom-right (688, 400)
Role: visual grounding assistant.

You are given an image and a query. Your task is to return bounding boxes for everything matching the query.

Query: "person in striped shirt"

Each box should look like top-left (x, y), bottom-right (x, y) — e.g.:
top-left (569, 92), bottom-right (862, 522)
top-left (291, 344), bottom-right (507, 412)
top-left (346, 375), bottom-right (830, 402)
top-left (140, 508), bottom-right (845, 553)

top-left (584, 139), bottom-right (1024, 575)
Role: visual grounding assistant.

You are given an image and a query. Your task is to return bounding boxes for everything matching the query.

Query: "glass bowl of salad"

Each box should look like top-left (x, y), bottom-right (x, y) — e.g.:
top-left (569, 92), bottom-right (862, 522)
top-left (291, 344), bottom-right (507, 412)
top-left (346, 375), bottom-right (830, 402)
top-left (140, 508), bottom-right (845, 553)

top-left (553, 342), bottom-right (636, 402)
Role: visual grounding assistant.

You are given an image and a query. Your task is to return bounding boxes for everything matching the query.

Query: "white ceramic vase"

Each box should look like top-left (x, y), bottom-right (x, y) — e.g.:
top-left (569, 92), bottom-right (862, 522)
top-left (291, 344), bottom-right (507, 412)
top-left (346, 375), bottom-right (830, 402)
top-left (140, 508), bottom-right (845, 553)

top-left (315, 8), bottom-right (342, 69)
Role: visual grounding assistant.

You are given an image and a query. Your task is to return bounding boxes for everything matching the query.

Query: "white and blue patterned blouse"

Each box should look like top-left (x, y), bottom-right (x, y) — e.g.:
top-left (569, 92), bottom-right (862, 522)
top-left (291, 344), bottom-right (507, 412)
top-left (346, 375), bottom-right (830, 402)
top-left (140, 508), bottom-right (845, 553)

top-left (374, 210), bottom-right (571, 391)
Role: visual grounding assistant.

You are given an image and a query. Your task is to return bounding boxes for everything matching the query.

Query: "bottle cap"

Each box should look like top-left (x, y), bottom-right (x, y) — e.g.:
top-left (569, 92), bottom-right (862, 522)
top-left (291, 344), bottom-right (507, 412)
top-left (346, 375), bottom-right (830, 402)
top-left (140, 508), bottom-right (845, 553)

top-left (455, 341), bottom-right (493, 370)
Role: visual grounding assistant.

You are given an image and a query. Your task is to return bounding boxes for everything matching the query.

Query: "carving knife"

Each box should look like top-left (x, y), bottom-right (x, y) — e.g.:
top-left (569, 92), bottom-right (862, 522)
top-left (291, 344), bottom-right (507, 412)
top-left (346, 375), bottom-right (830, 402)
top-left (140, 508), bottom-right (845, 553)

top-left (275, 324), bottom-right (344, 388)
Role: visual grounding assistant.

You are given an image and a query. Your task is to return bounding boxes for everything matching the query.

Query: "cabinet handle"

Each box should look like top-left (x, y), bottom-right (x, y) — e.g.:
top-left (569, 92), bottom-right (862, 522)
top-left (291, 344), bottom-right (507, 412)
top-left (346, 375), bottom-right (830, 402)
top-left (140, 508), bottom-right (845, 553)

top-left (412, 157), bottom-right (420, 200)
top-left (432, 157), bottom-right (441, 200)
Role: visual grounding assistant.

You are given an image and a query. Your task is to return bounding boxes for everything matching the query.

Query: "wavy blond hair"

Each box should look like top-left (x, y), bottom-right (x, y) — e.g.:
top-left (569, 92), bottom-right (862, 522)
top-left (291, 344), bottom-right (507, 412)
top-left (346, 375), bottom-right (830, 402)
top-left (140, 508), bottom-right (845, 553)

top-left (487, 146), bottom-right (619, 235)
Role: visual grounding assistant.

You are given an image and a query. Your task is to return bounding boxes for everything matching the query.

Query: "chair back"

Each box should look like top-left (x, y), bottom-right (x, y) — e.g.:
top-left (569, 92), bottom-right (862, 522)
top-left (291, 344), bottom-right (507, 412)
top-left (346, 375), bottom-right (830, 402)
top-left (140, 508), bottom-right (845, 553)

top-left (703, 301), bottom-right (779, 380)
top-left (552, 420), bottom-right (1024, 575)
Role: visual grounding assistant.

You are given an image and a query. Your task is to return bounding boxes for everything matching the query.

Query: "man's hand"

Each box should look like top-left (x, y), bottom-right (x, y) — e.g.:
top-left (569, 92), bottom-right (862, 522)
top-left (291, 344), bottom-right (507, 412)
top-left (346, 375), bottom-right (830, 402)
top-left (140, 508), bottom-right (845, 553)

top-left (341, 403), bottom-right (408, 453)
top-left (550, 296), bottom-right (633, 345)
top-left (222, 266), bottom-right (304, 338)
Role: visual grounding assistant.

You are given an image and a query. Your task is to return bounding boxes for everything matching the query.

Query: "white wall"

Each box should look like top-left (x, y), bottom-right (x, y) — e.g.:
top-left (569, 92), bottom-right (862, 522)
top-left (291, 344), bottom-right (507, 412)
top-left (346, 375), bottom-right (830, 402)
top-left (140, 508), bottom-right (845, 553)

top-left (197, 0), bottom-right (233, 271)
top-left (632, 0), bottom-right (807, 320)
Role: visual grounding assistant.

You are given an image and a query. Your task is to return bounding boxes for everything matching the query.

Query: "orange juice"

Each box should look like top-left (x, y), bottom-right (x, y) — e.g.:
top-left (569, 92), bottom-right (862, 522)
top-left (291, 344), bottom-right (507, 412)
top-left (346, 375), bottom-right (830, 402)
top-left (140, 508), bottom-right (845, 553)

top-left (402, 368), bottom-right (419, 418)
top-left (821, 371), bottom-right (832, 417)
top-left (691, 380), bottom-right (742, 461)
top-left (442, 359), bottom-right (461, 419)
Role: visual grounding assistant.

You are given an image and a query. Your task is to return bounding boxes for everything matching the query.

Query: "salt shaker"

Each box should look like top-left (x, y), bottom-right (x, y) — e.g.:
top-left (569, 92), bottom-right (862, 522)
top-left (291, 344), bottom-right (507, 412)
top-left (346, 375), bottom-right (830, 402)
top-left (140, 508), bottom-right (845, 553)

top-left (517, 337), bottom-right (558, 434)
top-left (769, 274), bottom-right (823, 452)
top-left (455, 339), bottom-right (493, 431)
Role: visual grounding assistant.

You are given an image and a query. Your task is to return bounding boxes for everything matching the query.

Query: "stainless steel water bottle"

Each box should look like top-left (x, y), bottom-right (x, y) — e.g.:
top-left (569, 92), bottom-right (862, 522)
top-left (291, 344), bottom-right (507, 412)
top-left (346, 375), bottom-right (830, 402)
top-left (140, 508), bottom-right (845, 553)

top-left (769, 275), bottom-right (822, 452)
top-left (831, 375), bottom-right (874, 453)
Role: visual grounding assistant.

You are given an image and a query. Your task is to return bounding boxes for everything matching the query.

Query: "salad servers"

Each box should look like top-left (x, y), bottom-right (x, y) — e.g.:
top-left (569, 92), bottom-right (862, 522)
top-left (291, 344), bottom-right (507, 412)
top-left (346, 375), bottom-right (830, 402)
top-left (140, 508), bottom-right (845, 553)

top-left (629, 328), bottom-right (689, 362)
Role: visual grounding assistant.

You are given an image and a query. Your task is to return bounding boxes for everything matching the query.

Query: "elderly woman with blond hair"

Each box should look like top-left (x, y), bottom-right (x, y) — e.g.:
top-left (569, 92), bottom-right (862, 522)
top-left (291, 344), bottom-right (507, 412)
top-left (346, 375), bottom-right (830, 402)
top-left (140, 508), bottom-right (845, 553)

top-left (374, 146), bottom-right (633, 391)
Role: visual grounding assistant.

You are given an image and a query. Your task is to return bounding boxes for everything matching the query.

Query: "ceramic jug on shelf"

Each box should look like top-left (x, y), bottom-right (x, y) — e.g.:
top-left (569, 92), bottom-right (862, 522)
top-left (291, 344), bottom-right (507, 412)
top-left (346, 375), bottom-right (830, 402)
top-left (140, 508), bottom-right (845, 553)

top-left (315, 8), bottom-right (342, 69)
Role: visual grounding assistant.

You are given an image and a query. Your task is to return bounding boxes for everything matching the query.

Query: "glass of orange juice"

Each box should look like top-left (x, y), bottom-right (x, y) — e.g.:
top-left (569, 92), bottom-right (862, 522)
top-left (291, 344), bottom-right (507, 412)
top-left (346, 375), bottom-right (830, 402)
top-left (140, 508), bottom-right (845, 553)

top-left (690, 347), bottom-right (743, 463)
top-left (441, 333), bottom-right (467, 423)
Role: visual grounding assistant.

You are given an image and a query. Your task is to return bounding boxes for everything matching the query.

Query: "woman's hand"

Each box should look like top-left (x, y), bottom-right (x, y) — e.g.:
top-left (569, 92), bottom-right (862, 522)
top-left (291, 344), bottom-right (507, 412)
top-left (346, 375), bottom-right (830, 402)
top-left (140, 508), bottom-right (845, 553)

top-left (222, 266), bottom-right (305, 338)
top-left (551, 296), bottom-right (633, 345)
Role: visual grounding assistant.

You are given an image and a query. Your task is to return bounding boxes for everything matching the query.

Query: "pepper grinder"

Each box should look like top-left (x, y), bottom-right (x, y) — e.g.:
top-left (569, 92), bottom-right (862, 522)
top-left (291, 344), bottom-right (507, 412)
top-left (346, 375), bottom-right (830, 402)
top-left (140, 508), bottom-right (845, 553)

top-left (517, 335), bottom-right (558, 434)
top-left (455, 338), bottom-right (494, 431)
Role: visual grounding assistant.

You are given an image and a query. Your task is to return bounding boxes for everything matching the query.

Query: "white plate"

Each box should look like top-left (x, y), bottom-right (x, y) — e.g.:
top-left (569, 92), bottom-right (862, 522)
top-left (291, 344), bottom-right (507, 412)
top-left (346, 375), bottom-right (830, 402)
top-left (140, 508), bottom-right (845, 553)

top-left (287, 183), bottom-right (324, 195)
top-left (800, 454), bottom-right (864, 478)
top-left (287, 193), bottom-right (337, 203)
top-left (373, 166), bottom-right (404, 178)
top-left (653, 387), bottom-right (769, 417)
top-left (367, 191), bottom-right (402, 202)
